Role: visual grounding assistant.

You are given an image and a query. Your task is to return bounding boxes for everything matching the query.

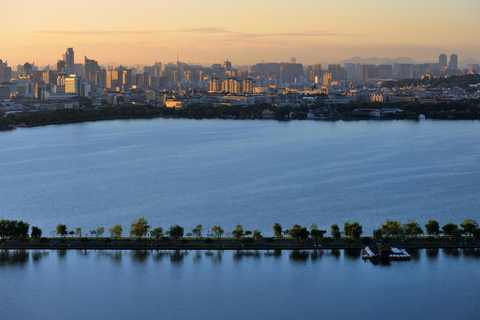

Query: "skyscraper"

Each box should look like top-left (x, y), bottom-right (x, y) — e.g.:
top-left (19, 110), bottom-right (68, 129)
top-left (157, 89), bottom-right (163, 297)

top-left (439, 54), bottom-right (447, 68)
top-left (65, 48), bottom-right (74, 72)
top-left (449, 54), bottom-right (458, 70)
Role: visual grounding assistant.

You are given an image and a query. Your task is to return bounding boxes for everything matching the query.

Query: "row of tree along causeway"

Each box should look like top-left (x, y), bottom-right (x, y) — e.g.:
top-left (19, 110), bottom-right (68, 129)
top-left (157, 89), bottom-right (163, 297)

top-left (1, 218), bottom-right (480, 250)
top-left (2, 98), bottom-right (480, 130)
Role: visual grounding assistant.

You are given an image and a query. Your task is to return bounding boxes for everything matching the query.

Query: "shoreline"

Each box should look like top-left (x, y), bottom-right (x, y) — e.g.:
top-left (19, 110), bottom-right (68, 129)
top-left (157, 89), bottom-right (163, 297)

top-left (1, 244), bottom-right (479, 251)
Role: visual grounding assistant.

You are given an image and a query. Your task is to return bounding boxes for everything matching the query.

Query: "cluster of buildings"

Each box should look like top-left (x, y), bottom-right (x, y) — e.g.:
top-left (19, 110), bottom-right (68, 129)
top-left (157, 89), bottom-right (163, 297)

top-left (1, 48), bottom-right (479, 114)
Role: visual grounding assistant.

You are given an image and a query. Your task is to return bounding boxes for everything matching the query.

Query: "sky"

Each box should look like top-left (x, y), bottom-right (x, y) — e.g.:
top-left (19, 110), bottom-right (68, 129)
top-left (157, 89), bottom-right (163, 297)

top-left (1, 0), bottom-right (480, 67)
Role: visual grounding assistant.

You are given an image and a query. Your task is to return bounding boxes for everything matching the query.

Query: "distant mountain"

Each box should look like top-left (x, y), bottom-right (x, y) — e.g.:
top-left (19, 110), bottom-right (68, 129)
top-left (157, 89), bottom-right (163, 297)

top-left (459, 58), bottom-right (480, 67)
top-left (339, 56), bottom-right (416, 65)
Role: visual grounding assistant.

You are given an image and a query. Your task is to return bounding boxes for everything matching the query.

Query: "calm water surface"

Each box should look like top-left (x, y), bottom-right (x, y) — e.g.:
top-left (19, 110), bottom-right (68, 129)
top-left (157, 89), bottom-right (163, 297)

top-left (1, 119), bottom-right (479, 234)
top-left (1, 248), bottom-right (479, 319)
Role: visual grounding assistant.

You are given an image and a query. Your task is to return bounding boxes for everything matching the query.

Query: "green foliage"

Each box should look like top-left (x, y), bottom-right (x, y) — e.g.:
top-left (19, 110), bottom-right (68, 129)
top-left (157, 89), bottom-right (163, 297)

top-left (69, 231), bottom-right (75, 237)
top-left (151, 227), bottom-right (164, 240)
top-left (289, 224), bottom-right (310, 242)
top-left (460, 219), bottom-right (478, 236)
top-left (381, 220), bottom-right (403, 239)
top-left (75, 228), bottom-right (82, 237)
top-left (232, 225), bottom-right (245, 243)
top-left (211, 226), bottom-right (224, 243)
top-left (192, 224), bottom-right (203, 238)
top-left (253, 229), bottom-right (262, 242)
top-left (344, 221), bottom-right (363, 240)
top-left (97, 227), bottom-right (104, 237)
top-left (31, 226), bottom-right (42, 239)
top-left (0, 219), bottom-right (30, 239)
top-left (56, 224), bottom-right (67, 238)
top-left (403, 220), bottom-right (423, 238)
top-left (130, 217), bottom-right (150, 239)
top-left (373, 229), bottom-right (382, 240)
top-left (204, 238), bottom-right (214, 244)
top-left (442, 223), bottom-right (459, 237)
top-left (310, 228), bottom-right (326, 244)
top-left (109, 225), bottom-right (123, 239)
top-left (273, 223), bottom-right (283, 238)
top-left (425, 220), bottom-right (440, 236)
top-left (169, 225), bottom-right (184, 244)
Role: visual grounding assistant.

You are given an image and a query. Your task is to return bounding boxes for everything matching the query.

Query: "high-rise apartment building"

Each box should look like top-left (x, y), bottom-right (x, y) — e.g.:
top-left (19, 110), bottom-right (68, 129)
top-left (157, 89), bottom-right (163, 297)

top-left (449, 54), bottom-right (458, 70)
top-left (439, 54), bottom-right (447, 68)
top-left (65, 48), bottom-right (74, 71)
top-left (327, 64), bottom-right (347, 81)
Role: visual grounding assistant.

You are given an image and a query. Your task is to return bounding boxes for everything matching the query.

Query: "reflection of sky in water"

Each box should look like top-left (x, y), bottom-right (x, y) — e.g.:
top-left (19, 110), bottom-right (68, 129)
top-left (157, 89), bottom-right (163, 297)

top-left (0, 119), bottom-right (479, 236)
top-left (0, 249), bottom-right (479, 319)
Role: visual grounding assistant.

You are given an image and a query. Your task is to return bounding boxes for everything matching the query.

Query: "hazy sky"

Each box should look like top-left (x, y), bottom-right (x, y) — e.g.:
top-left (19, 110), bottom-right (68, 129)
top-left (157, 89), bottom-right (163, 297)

top-left (1, 0), bottom-right (480, 66)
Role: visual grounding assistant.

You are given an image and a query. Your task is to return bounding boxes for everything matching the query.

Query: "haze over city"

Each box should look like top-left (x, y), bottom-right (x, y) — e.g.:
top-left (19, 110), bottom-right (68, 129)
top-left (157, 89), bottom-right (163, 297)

top-left (2, 0), bottom-right (480, 66)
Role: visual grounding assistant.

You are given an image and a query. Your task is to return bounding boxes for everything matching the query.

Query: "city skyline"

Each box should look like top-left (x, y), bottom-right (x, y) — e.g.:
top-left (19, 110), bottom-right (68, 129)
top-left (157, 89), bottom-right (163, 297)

top-left (2, 0), bottom-right (480, 66)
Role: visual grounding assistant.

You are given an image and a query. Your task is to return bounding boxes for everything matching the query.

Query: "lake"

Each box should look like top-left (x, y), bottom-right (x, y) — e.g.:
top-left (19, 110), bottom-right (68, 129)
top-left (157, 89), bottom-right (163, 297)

top-left (1, 248), bottom-right (479, 319)
top-left (1, 119), bottom-right (479, 235)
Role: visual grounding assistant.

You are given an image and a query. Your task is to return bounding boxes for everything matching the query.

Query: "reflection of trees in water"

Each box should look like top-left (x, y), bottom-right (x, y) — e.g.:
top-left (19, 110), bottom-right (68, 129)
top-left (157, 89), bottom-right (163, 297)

top-left (426, 248), bottom-right (439, 260)
top-left (94, 250), bottom-right (123, 262)
top-left (233, 250), bottom-right (261, 261)
top-left (204, 250), bottom-right (222, 262)
top-left (344, 249), bottom-right (361, 260)
top-left (132, 250), bottom-right (150, 262)
top-left (408, 249), bottom-right (420, 260)
top-left (289, 250), bottom-right (309, 262)
top-left (462, 248), bottom-right (480, 258)
top-left (0, 250), bottom-right (29, 266)
top-left (56, 249), bottom-right (67, 259)
top-left (263, 250), bottom-right (282, 259)
top-left (170, 250), bottom-right (187, 263)
top-left (152, 251), bottom-right (168, 261)
top-left (193, 251), bottom-right (202, 262)
top-left (310, 250), bottom-right (323, 261)
top-left (330, 249), bottom-right (340, 258)
top-left (443, 248), bottom-right (460, 257)
top-left (31, 250), bottom-right (49, 262)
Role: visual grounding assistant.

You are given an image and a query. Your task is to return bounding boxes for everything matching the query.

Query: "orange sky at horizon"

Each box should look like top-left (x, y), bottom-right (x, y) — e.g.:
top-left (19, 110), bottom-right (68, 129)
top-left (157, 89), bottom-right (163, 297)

top-left (1, 0), bottom-right (479, 67)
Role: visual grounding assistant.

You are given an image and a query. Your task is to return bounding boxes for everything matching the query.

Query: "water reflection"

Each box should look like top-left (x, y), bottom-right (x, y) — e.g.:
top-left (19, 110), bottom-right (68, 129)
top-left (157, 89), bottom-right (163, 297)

top-left (0, 250), bottom-right (29, 266)
top-left (32, 250), bottom-right (49, 262)
top-left (170, 250), bottom-right (188, 263)
top-left (344, 249), bottom-right (361, 260)
top-left (204, 250), bottom-right (223, 263)
top-left (426, 248), bottom-right (439, 260)
top-left (310, 250), bottom-right (323, 261)
top-left (443, 248), bottom-right (460, 257)
top-left (462, 248), bottom-right (480, 258)
top-left (330, 249), bottom-right (341, 258)
top-left (263, 250), bottom-right (282, 258)
top-left (408, 249), bottom-right (420, 260)
top-left (132, 250), bottom-right (150, 263)
top-left (56, 249), bottom-right (67, 259)
top-left (233, 250), bottom-right (261, 261)
top-left (152, 251), bottom-right (168, 262)
top-left (289, 250), bottom-right (309, 262)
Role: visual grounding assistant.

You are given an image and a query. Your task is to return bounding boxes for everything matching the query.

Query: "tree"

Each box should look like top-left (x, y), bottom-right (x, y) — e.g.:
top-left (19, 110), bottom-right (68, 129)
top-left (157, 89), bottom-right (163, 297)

top-left (192, 224), bottom-right (203, 239)
top-left (245, 230), bottom-right (252, 237)
top-left (69, 231), bottom-right (75, 237)
top-left (211, 226), bottom-right (224, 244)
top-left (232, 225), bottom-right (244, 244)
top-left (151, 227), bottom-right (164, 241)
top-left (75, 228), bottom-right (82, 237)
top-left (403, 220), bottom-right (423, 238)
top-left (273, 223), bottom-right (283, 238)
top-left (460, 219), bottom-right (478, 236)
top-left (130, 217), bottom-right (150, 239)
top-left (97, 227), bottom-right (105, 237)
top-left (169, 225), bottom-right (184, 244)
top-left (373, 229), bottom-right (382, 240)
top-left (17, 221), bottom-right (30, 239)
top-left (381, 220), bottom-right (403, 239)
top-left (442, 223), bottom-right (458, 237)
top-left (31, 226), bottom-right (42, 239)
top-left (344, 221), bottom-right (363, 241)
top-left (109, 225), bottom-right (123, 241)
top-left (56, 224), bottom-right (67, 238)
top-left (90, 230), bottom-right (97, 238)
top-left (331, 224), bottom-right (340, 240)
top-left (289, 224), bottom-right (309, 242)
top-left (253, 229), bottom-right (262, 242)
top-left (311, 229), bottom-right (326, 245)
top-left (425, 220), bottom-right (440, 236)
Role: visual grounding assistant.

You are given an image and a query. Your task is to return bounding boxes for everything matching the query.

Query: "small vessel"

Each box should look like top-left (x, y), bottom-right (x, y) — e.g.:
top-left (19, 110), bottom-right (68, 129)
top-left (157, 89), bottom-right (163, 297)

top-left (362, 245), bottom-right (411, 262)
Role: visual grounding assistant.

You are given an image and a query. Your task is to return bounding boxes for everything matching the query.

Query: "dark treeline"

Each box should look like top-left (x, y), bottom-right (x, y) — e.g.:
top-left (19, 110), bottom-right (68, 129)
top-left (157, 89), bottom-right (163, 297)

top-left (2, 218), bottom-right (480, 244)
top-left (2, 98), bottom-right (480, 129)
